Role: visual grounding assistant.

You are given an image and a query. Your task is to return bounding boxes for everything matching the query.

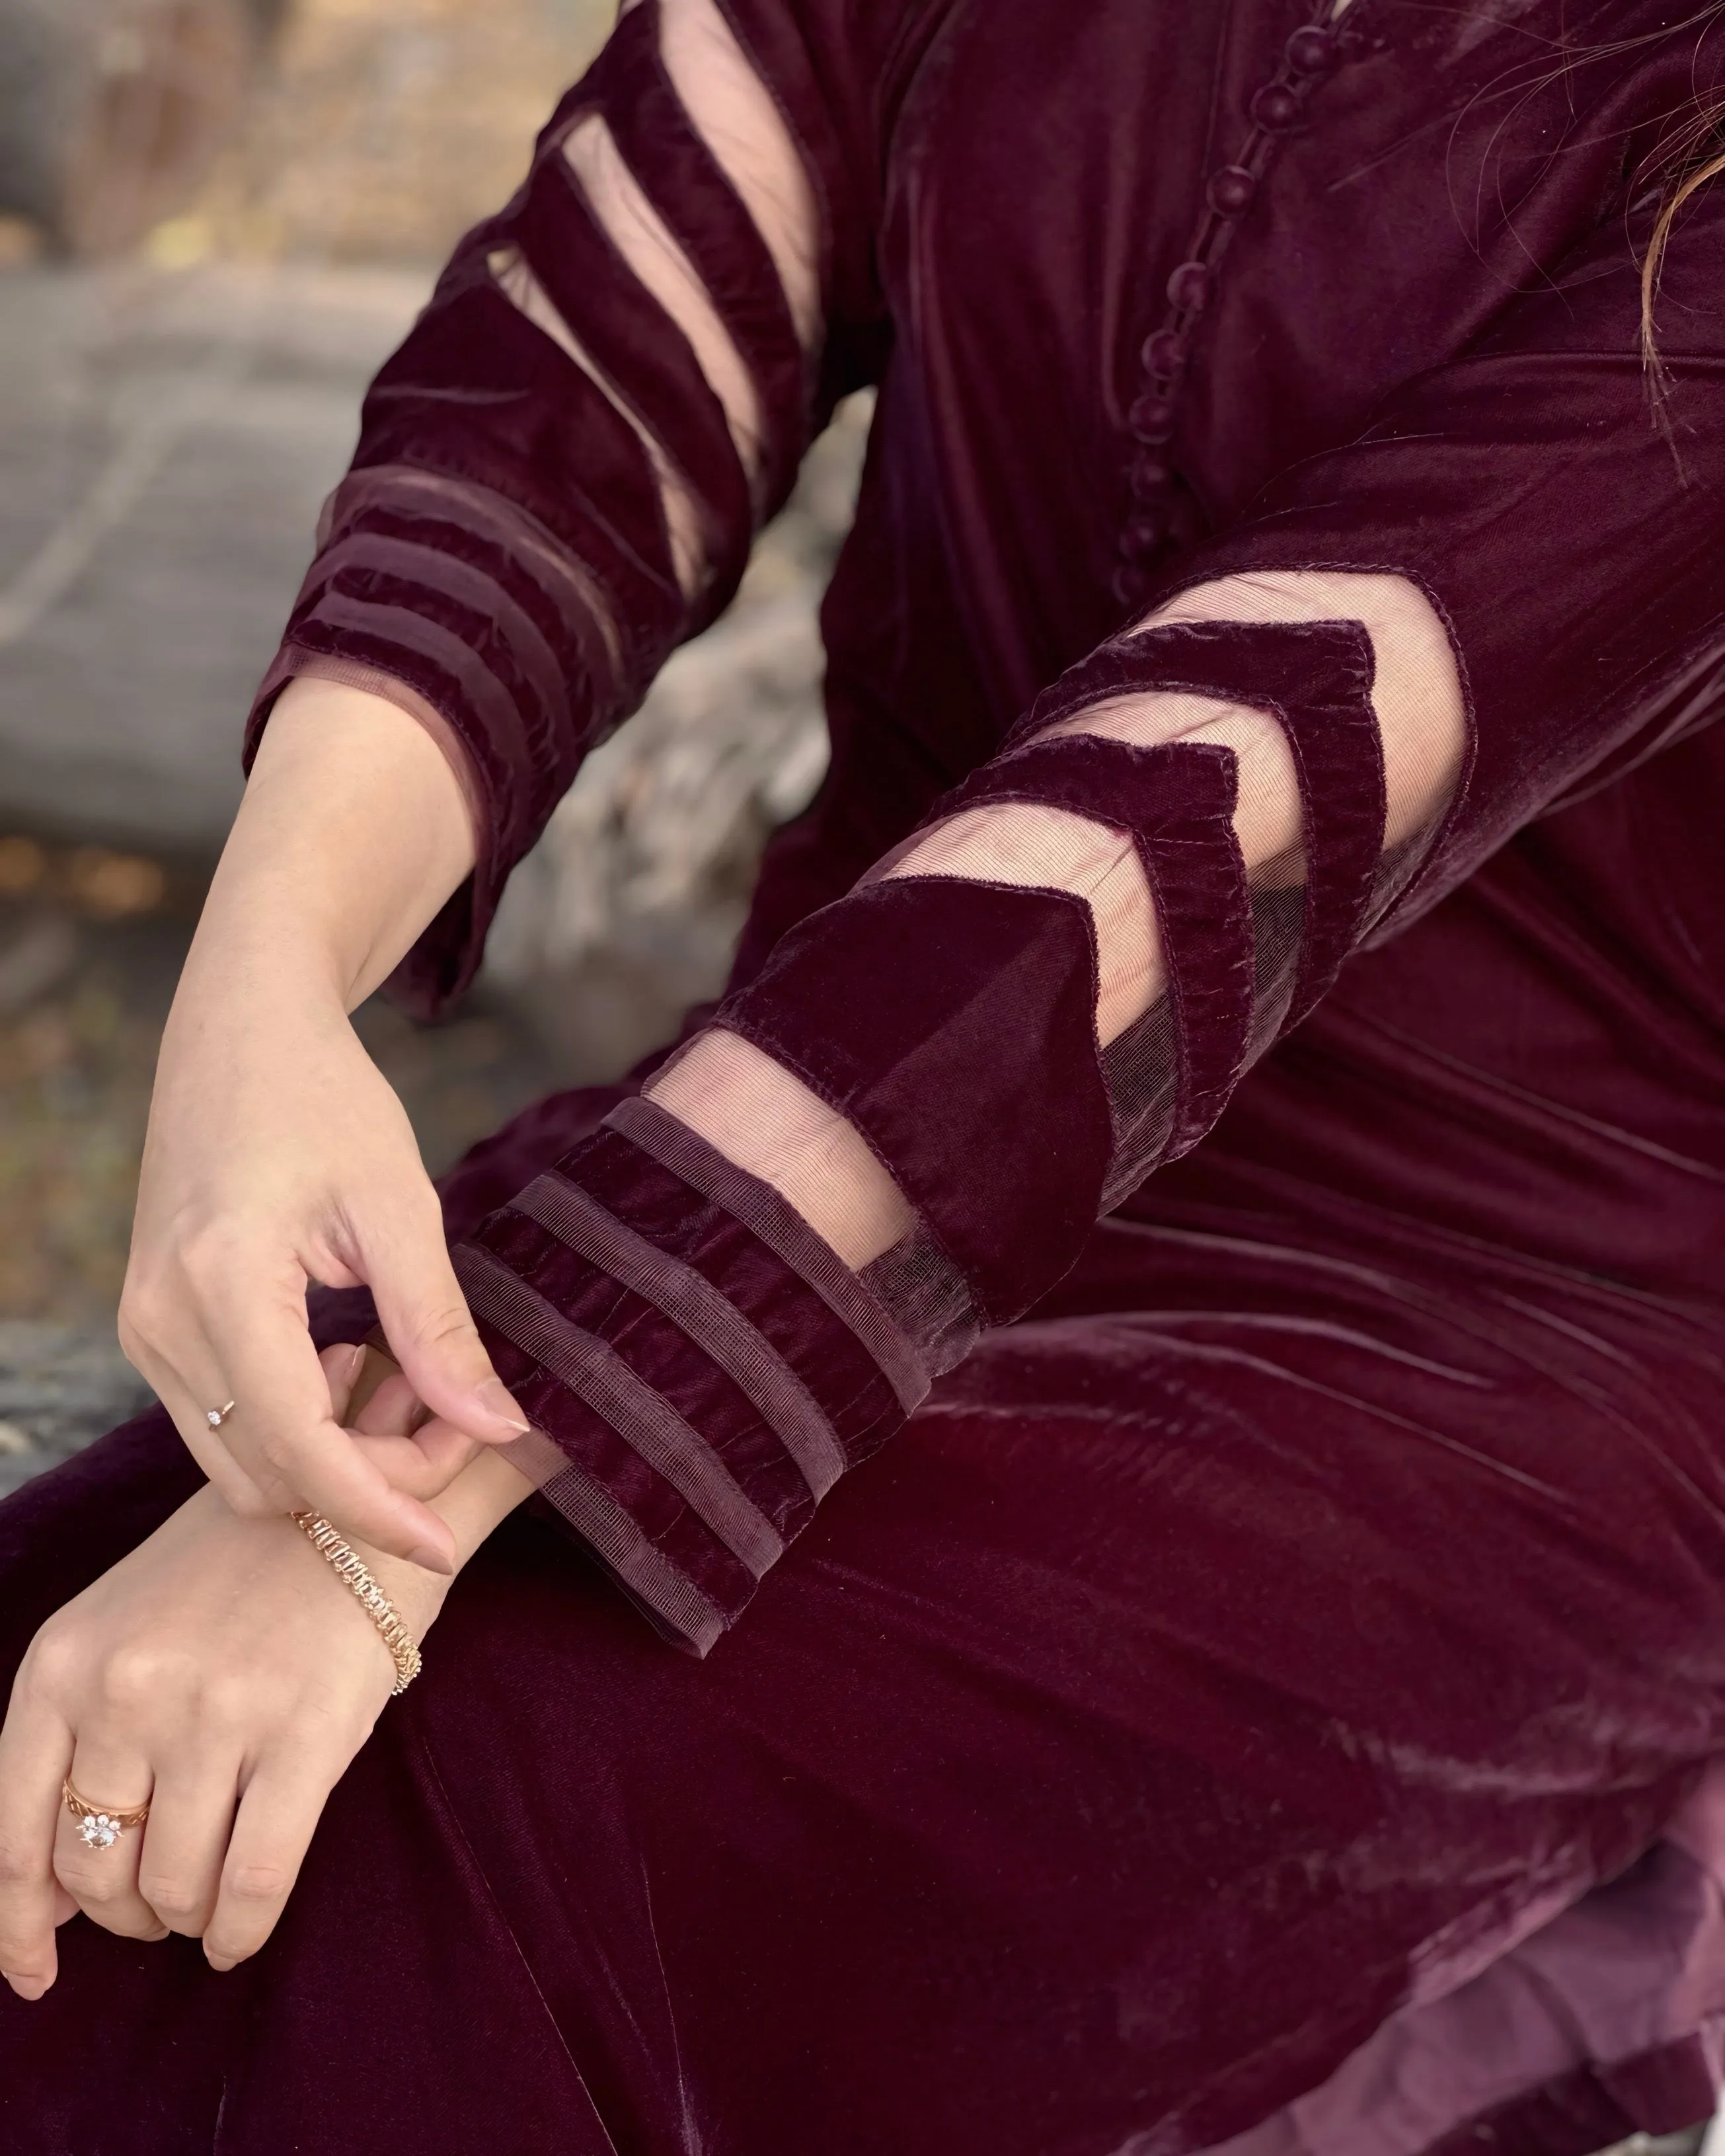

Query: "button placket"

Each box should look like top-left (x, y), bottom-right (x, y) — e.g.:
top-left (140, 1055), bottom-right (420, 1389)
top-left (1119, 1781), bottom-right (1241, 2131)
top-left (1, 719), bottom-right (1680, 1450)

top-left (1112, 4), bottom-right (1381, 606)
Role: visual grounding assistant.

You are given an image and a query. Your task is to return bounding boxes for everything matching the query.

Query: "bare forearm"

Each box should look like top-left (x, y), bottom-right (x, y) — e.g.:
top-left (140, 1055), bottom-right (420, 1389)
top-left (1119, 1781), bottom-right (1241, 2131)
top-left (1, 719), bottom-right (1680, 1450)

top-left (126, 675), bottom-right (529, 1564)
top-left (173, 677), bottom-right (476, 1028)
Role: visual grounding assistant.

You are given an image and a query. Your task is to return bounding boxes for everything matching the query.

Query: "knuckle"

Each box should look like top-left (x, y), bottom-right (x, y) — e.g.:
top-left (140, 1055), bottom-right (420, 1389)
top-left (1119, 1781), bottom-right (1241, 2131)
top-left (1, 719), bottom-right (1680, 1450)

top-left (116, 1280), bottom-right (167, 1351)
top-left (250, 1428), bottom-right (303, 1477)
top-left (20, 1621), bottom-right (80, 1697)
top-left (140, 1877), bottom-right (206, 1927)
top-left (410, 1307), bottom-right (478, 1356)
top-left (196, 1676), bottom-right (256, 1734)
top-left (97, 1640), bottom-right (195, 1716)
top-left (95, 1648), bottom-right (158, 1713)
top-left (223, 1861), bottom-right (290, 1907)
top-left (0, 1837), bottom-right (40, 1889)
top-left (58, 1861), bottom-right (121, 1908)
top-left (176, 1221), bottom-right (248, 1288)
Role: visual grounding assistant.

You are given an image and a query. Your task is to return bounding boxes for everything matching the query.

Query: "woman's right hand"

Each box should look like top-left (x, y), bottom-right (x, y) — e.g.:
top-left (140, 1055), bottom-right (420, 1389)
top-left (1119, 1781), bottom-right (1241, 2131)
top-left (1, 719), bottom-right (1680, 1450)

top-left (118, 677), bottom-right (531, 1568)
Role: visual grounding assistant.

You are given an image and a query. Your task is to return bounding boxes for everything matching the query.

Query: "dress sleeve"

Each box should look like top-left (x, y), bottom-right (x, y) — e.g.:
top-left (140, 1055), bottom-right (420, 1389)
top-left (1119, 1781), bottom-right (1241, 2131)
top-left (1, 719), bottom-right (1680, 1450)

top-left (469, 163), bottom-right (1725, 1650)
top-left (245, 0), bottom-right (892, 1014)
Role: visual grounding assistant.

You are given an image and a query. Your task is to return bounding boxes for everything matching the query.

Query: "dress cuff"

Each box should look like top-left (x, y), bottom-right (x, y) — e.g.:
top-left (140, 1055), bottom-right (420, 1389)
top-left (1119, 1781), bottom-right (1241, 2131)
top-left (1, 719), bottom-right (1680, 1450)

top-left (456, 1109), bottom-right (914, 1652)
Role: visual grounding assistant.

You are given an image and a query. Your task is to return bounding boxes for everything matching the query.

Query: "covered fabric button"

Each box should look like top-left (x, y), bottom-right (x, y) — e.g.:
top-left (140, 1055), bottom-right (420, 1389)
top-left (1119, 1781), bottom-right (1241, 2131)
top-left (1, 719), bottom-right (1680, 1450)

top-left (1250, 83), bottom-right (1303, 132)
top-left (1166, 260), bottom-right (1211, 313)
top-left (1285, 25), bottom-right (1338, 75)
top-left (1128, 454), bottom-right (1172, 501)
top-left (1139, 328), bottom-right (1186, 378)
top-left (1122, 510), bottom-right (1170, 561)
top-left (1207, 164), bottom-right (1257, 216)
top-left (1128, 391), bottom-right (1176, 442)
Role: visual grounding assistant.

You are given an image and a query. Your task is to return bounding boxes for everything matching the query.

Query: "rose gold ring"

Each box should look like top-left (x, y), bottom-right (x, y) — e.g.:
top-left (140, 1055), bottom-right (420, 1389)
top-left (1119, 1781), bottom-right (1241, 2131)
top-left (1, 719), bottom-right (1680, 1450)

top-left (205, 1400), bottom-right (236, 1429)
top-left (63, 1777), bottom-right (150, 1851)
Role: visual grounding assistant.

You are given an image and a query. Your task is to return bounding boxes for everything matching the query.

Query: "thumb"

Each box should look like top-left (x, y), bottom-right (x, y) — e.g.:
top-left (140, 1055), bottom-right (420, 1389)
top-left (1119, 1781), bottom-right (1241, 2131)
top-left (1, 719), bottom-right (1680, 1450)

top-left (367, 1240), bottom-right (531, 1447)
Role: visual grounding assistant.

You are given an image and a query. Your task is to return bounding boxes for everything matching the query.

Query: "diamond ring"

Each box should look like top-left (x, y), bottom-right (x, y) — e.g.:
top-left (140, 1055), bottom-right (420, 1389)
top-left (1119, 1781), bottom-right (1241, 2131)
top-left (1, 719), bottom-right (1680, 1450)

top-left (63, 1777), bottom-right (150, 1850)
top-left (206, 1400), bottom-right (236, 1429)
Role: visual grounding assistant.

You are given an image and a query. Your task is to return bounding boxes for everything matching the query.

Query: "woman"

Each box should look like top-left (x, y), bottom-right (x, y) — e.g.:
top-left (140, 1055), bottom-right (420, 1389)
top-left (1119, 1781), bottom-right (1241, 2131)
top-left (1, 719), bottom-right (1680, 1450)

top-left (5, 0), bottom-right (1725, 2148)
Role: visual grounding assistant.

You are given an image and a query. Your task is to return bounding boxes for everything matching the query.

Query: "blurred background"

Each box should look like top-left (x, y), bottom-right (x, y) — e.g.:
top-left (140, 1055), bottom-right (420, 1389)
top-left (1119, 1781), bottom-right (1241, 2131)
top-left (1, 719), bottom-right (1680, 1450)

top-left (0, 0), bottom-right (870, 1490)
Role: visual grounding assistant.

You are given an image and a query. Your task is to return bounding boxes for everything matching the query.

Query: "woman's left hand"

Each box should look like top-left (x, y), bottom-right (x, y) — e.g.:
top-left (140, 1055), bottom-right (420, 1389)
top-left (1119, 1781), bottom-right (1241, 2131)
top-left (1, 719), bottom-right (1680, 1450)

top-left (0, 1346), bottom-right (471, 2000)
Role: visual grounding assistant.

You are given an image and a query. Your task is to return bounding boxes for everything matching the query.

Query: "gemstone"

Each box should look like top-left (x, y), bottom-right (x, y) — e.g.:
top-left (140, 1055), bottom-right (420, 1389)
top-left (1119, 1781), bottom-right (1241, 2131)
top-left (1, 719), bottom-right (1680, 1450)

top-left (1165, 259), bottom-right (1211, 313)
top-left (1139, 328), bottom-right (1186, 378)
top-left (1250, 83), bottom-right (1303, 134)
top-left (1286, 26), bottom-right (1338, 75)
top-left (78, 1813), bottom-right (118, 1849)
top-left (1208, 164), bottom-right (1257, 217)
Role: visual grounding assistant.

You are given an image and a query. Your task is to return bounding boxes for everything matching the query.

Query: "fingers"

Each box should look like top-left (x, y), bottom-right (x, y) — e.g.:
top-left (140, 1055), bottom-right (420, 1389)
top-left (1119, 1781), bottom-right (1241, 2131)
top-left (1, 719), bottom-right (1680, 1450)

top-left (126, 1237), bottom-right (457, 1566)
top-left (0, 1664), bottom-right (73, 2000)
top-left (190, 1282), bottom-right (457, 1570)
top-left (118, 1299), bottom-right (274, 1519)
top-left (319, 1341), bottom-right (367, 1427)
top-left (364, 1228), bottom-right (529, 1450)
top-left (135, 1760), bottom-right (241, 1940)
top-left (52, 1743), bottom-right (163, 1944)
top-left (153, 1384), bottom-right (276, 1519)
top-left (203, 1752), bottom-right (335, 1972)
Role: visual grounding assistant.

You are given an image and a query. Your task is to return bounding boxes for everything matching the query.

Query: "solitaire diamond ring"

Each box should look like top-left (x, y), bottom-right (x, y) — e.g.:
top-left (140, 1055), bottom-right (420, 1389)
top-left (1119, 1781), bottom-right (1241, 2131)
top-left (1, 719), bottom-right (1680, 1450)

top-left (206, 1400), bottom-right (236, 1429)
top-left (63, 1778), bottom-right (150, 1850)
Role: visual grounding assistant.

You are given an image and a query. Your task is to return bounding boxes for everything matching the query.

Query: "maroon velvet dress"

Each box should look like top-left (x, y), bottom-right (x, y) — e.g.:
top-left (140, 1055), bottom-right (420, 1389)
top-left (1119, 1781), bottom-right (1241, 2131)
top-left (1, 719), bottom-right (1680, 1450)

top-left (8, 3), bottom-right (1725, 2151)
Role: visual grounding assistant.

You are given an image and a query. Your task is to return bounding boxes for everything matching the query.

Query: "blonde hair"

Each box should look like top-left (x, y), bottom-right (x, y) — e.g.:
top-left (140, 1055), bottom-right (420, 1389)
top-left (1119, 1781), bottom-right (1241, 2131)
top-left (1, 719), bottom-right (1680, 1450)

top-left (1644, 143), bottom-right (1725, 378)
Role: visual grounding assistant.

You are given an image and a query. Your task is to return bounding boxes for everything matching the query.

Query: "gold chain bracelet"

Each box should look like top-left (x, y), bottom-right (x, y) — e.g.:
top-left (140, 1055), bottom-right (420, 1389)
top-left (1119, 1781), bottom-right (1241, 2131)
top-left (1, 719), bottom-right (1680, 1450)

top-left (290, 1510), bottom-right (424, 1695)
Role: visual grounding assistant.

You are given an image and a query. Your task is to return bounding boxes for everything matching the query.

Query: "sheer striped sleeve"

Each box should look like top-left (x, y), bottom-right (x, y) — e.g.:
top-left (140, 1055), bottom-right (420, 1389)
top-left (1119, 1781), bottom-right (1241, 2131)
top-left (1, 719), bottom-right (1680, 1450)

top-left (245, 0), bottom-right (836, 1013)
top-left (452, 184), bottom-right (1725, 1650)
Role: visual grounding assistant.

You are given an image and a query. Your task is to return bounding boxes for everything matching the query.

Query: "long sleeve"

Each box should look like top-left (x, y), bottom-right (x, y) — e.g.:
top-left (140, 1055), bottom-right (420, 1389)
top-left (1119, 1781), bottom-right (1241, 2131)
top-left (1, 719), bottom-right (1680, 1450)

top-left (446, 165), bottom-right (1725, 1651)
top-left (245, 0), bottom-right (899, 1013)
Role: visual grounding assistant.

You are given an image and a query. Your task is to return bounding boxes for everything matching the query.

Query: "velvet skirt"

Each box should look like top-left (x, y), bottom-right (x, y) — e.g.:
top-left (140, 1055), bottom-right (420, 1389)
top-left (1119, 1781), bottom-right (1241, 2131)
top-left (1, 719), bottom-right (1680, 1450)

top-left (5, 765), bottom-right (1725, 2156)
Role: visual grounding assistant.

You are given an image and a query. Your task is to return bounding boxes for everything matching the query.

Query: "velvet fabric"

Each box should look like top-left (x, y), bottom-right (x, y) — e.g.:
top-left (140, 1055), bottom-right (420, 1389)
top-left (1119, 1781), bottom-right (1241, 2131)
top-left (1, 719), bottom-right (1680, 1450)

top-left (1018, 621), bottom-right (1387, 1024)
top-left (455, 1122), bottom-right (905, 1642)
top-left (8, 1), bottom-right (1725, 2149)
top-left (722, 876), bottom-right (1114, 1319)
top-left (934, 734), bottom-right (1254, 1155)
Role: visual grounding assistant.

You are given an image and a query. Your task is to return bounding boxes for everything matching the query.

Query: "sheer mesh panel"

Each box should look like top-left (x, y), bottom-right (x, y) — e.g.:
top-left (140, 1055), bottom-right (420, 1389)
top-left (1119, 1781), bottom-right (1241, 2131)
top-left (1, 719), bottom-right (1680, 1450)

top-left (650, 1028), bottom-right (917, 1268)
top-left (471, 0), bottom-right (825, 615)
top-left (488, 243), bottom-right (707, 599)
top-left (654, 0), bottom-right (822, 350)
top-left (651, 570), bottom-right (1467, 1351)
top-left (558, 110), bottom-right (767, 488)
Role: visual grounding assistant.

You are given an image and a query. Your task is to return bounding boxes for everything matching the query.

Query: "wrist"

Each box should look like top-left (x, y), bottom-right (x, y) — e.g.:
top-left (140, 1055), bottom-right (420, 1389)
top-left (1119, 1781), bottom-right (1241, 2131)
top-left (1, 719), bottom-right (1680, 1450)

top-left (194, 677), bottom-right (477, 1018)
top-left (353, 1449), bottom-right (536, 1640)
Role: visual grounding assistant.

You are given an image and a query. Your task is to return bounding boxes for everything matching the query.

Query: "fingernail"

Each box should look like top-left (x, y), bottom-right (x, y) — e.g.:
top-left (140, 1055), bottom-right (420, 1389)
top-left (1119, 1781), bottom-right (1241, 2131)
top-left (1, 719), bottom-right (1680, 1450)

top-left (410, 1540), bottom-right (455, 1576)
top-left (341, 1343), bottom-right (367, 1380)
top-left (4, 1972), bottom-right (47, 2000)
top-left (477, 1377), bottom-right (531, 1436)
